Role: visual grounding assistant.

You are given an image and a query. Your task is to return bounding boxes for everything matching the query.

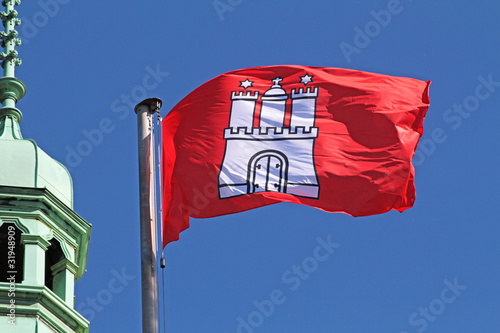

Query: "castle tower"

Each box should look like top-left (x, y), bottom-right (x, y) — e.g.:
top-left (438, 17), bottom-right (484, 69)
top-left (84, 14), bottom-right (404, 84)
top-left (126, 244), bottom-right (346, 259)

top-left (228, 91), bottom-right (259, 130)
top-left (0, 2), bottom-right (91, 332)
top-left (259, 78), bottom-right (288, 129)
top-left (290, 87), bottom-right (319, 131)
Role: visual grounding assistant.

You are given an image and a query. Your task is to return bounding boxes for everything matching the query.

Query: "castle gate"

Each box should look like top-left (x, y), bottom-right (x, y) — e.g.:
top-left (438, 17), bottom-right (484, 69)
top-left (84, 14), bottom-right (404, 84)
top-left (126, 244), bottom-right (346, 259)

top-left (247, 150), bottom-right (288, 194)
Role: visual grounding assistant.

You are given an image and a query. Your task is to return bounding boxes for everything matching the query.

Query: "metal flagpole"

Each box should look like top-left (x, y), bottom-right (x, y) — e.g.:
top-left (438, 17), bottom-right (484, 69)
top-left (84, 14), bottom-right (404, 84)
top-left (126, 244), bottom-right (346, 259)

top-left (135, 98), bottom-right (162, 333)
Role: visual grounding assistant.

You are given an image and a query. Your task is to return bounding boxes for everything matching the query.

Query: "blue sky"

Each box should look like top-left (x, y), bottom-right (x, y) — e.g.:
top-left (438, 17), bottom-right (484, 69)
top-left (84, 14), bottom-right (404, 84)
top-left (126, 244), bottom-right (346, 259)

top-left (13, 0), bottom-right (500, 332)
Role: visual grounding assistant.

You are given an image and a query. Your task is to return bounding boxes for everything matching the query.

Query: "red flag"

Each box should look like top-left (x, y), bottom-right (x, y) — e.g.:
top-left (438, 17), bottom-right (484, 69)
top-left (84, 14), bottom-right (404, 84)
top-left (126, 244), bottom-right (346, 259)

top-left (162, 65), bottom-right (430, 247)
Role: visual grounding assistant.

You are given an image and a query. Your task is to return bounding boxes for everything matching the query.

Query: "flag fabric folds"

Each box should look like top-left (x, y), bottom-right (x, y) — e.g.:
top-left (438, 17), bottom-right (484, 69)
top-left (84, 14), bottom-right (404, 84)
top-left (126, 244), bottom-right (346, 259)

top-left (161, 65), bottom-right (430, 247)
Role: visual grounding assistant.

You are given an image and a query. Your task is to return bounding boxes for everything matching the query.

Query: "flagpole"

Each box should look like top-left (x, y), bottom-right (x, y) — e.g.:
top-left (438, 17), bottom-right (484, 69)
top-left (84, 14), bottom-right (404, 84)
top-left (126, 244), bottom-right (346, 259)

top-left (135, 97), bottom-right (162, 333)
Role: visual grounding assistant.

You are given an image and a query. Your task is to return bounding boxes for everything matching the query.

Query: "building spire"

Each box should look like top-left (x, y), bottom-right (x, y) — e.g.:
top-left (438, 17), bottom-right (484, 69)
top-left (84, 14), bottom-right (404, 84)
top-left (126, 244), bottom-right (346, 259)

top-left (0, 0), bottom-right (25, 125)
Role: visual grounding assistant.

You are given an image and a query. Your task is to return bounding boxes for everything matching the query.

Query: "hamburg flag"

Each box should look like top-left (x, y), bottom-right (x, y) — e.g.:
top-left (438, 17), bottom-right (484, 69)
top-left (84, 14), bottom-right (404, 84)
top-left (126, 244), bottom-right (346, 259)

top-left (161, 65), bottom-right (430, 247)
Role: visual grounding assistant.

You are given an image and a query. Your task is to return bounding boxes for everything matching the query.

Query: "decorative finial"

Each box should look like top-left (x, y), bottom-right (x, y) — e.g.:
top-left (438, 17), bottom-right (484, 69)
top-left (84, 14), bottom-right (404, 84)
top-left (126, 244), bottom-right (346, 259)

top-left (272, 77), bottom-right (283, 87)
top-left (0, 0), bottom-right (25, 123)
top-left (0, 0), bottom-right (22, 72)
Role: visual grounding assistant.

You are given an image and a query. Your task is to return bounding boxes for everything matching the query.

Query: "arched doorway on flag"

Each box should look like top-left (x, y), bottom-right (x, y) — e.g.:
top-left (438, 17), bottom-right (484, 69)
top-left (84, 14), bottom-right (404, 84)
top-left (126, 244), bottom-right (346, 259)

top-left (247, 150), bottom-right (289, 194)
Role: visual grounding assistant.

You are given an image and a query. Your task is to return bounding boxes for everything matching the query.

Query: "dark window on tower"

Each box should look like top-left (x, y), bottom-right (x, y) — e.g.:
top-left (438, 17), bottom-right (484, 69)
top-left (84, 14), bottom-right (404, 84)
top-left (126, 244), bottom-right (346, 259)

top-left (45, 239), bottom-right (64, 291)
top-left (0, 223), bottom-right (25, 283)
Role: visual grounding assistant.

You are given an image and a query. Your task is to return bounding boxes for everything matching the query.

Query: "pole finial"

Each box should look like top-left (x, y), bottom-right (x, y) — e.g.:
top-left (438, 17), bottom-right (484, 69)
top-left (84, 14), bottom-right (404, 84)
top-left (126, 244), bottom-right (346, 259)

top-left (134, 98), bottom-right (163, 115)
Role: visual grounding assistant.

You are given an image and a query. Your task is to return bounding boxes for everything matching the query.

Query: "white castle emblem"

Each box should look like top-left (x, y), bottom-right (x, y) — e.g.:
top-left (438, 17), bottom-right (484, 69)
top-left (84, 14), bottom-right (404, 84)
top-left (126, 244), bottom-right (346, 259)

top-left (218, 75), bottom-right (320, 199)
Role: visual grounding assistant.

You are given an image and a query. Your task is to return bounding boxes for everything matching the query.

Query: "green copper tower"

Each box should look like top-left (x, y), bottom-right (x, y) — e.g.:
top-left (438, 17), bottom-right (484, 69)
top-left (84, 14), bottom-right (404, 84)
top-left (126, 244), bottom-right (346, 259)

top-left (0, 1), bottom-right (92, 332)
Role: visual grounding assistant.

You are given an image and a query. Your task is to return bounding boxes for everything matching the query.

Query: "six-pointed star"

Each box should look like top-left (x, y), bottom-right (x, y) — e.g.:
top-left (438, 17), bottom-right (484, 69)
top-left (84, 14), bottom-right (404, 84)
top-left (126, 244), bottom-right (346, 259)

top-left (300, 73), bottom-right (313, 85)
top-left (240, 79), bottom-right (253, 89)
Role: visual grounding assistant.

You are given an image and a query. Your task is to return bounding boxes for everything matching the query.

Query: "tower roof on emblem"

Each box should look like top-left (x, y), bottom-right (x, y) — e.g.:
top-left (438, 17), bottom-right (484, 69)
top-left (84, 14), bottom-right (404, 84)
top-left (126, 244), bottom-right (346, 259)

top-left (264, 77), bottom-right (287, 96)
